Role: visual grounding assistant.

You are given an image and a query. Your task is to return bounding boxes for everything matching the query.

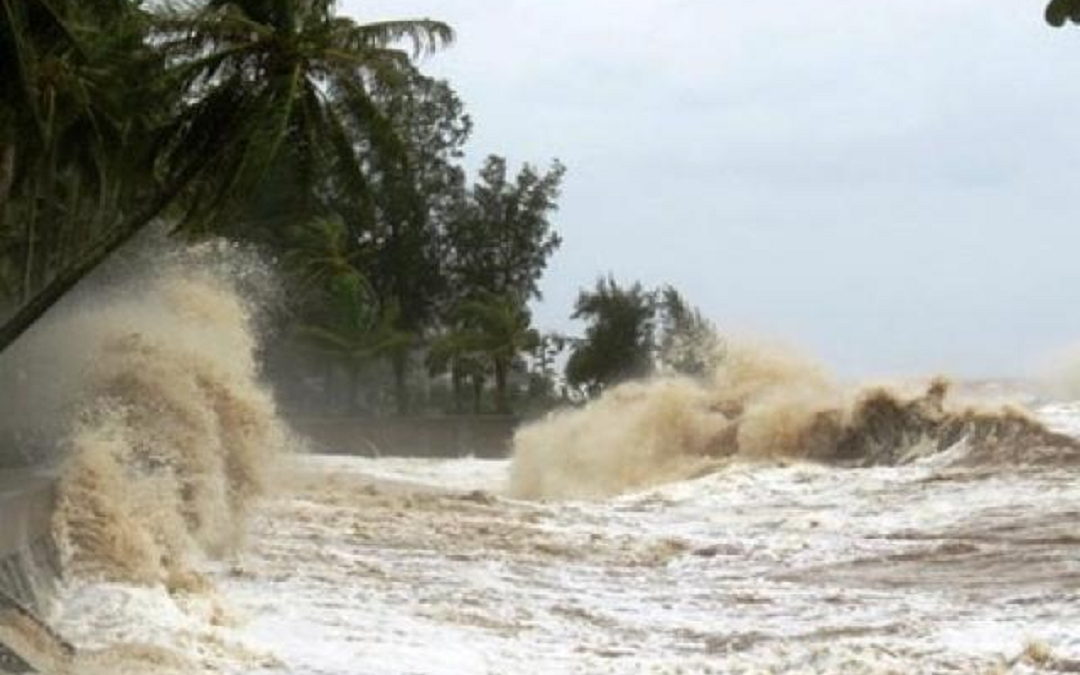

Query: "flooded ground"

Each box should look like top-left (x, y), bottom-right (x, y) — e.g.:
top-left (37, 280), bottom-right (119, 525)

top-left (45, 403), bottom-right (1080, 674)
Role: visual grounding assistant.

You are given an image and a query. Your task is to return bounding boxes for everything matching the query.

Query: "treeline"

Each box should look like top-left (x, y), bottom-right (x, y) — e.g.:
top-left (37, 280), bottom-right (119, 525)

top-left (0, 1), bottom-right (574, 416)
top-left (272, 154), bottom-right (568, 417)
top-left (1, 1), bottom-right (835, 419)
top-left (0, 0), bottom-right (460, 343)
top-left (562, 278), bottom-right (724, 398)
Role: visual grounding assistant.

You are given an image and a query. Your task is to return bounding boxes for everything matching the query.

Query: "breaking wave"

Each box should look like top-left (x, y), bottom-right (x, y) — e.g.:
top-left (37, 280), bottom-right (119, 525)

top-left (510, 344), bottom-right (1080, 499)
top-left (2, 240), bottom-right (289, 590)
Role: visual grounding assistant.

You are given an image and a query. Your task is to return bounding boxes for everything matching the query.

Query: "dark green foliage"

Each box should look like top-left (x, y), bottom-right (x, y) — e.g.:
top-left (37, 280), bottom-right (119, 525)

top-left (1047, 0), bottom-right (1080, 26)
top-left (361, 77), bottom-right (471, 412)
top-left (565, 276), bottom-right (658, 396)
top-left (0, 0), bottom-right (454, 355)
top-left (426, 156), bottom-right (564, 413)
top-left (0, 0), bottom-right (163, 288)
top-left (565, 280), bottom-right (722, 396)
top-left (153, 0), bottom-right (453, 233)
top-left (522, 332), bottom-right (572, 412)
top-left (297, 273), bottom-right (415, 413)
top-left (444, 156), bottom-right (565, 306)
top-left (0, 0), bottom-right (169, 349)
top-left (0, 1), bottom-right (572, 419)
top-left (429, 292), bottom-right (540, 414)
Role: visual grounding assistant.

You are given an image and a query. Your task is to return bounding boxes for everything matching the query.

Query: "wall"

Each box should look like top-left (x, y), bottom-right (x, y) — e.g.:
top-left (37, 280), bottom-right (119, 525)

top-left (0, 469), bottom-right (62, 674)
top-left (0, 470), bottom-right (58, 615)
top-left (288, 416), bottom-right (520, 459)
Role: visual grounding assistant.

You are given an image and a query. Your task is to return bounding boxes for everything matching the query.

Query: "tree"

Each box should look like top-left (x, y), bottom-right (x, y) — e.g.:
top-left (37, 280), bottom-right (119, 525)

top-left (233, 71), bottom-right (472, 416)
top-left (0, 0), bottom-right (454, 355)
top-left (0, 0), bottom-right (163, 307)
top-left (367, 71), bottom-right (472, 230)
top-left (0, 0), bottom-right (85, 213)
top-left (321, 71), bottom-right (473, 415)
top-left (1046, 0), bottom-right (1080, 25)
top-left (427, 339), bottom-right (486, 414)
top-left (444, 155), bottom-right (565, 305)
top-left (423, 153), bottom-right (564, 414)
top-left (297, 273), bottom-right (414, 413)
top-left (656, 286), bottom-right (724, 378)
top-left (565, 276), bottom-right (657, 396)
top-left (282, 215), bottom-right (365, 295)
top-left (429, 293), bottom-right (539, 414)
top-left (153, 0), bottom-right (453, 230)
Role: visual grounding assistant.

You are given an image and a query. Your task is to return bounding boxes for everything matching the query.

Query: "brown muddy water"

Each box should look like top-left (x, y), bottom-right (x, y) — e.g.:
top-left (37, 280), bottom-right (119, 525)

top-left (2, 244), bottom-right (1079, 674)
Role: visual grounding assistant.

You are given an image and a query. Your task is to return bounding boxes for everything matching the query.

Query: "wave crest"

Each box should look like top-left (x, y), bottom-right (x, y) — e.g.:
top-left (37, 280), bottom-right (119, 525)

top-left (510, 345), bottom-right (1080, 499)
top-left (41, 244), bottom-right (288, 589)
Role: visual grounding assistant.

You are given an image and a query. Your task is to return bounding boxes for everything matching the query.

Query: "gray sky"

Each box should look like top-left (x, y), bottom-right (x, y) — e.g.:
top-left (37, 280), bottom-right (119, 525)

top-left (344, 0), bottom-right (1080, 378)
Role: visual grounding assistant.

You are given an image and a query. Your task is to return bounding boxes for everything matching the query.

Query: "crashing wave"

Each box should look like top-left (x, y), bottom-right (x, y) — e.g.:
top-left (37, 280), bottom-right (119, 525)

top-left (0, 241), bottom-right (289, 590)
top-left (510, 345), bottom-right (1080, 499)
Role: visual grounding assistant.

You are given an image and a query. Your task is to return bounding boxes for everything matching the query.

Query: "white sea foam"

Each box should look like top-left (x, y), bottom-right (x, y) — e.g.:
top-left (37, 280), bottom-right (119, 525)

top-left (14, 244), bottom-right (1079, 674)
top-left (37, 401), bottom-right (1080, 674)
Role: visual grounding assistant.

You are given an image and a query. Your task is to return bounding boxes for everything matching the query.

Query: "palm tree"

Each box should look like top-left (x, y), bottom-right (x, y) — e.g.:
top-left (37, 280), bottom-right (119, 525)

top-left (1, 0), bottom-right (154, 292)
top-left (283, 215), bottom-right (365, 293)
top-left (154, 0), bottom-right (453, 229)
top-left (298, 273), bottom-right (415, 413)
top-left (0, 0), bottom-right (168, 334)
top-left (428, 332), bottom-right (487, 415)
top-left (0, 0), bottom-right (71, 202)
top-left (431, 293), bottom-right (539, 414)
top-left (0, 0), bottom-right (453, 354)
top-left (566, 276), bottom-right (658, 396)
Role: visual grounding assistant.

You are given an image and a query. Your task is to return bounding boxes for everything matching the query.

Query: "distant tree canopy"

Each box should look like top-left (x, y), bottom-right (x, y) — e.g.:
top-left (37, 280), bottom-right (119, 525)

top-left (566, 277), bottom-right (658, 396)
top-left (429, 292), bottom-right (541, 414)
top-left (1047, 0), bottom-right (1080, 26)
top-left (427, 156), bottom-right (566, 414)
top-left (566, 278), bottom-right (723, 397)
top-left (444, 156), bottom-right (566, 306)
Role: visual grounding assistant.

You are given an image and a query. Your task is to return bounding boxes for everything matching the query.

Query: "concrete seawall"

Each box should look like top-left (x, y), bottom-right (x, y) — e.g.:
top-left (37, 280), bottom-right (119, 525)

top-left (0, 469), bottom-right (64, 674)
top-left (0, 470), bottom-right (58, 615)
top-left (289, 416), bottom-right (520, 458)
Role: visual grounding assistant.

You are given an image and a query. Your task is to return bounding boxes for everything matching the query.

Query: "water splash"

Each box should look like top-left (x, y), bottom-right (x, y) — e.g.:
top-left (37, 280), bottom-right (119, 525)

top-left (1, 240), bottom-right (290, 589)
top-left (511, 343), bottom-right (1080, 499)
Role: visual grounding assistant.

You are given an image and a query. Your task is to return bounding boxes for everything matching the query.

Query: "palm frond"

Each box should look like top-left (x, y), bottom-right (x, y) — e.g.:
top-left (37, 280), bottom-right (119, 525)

top-left (335, 18), bottom-right (453, 58)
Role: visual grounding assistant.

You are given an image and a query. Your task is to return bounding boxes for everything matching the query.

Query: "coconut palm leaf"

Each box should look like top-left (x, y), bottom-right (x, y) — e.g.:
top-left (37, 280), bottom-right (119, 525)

top-left (0, 0), bottom-right (453, 354)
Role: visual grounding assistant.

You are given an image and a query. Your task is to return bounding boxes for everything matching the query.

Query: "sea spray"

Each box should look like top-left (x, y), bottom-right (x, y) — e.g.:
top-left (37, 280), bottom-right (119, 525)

top-left (509, 344), bottom-right (838, 499)
top-left (0, 240), bottom-right (290, 590)
top-left (510, 343), bottom-right (1080, 499)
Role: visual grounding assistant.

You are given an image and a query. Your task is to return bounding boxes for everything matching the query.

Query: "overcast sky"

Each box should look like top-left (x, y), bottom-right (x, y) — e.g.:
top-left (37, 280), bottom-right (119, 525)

top-left (343, 0), bottom-right (1080, 378)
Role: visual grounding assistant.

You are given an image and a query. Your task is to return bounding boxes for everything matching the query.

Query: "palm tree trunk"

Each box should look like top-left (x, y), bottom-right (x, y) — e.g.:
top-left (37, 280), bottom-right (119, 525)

top-left (494, 356), bottom-right (510, 415)
top-left (0, 144), bottom-right (14, 215)
top-left (20, 175), bottom-right (40, 303)
top-left (391, 351), bottom-right (410, 415)
top-left (471, 374), bottom-right (483, 415)
top-left (0, 160), bottom-right (203, 354)
top-left (451, 361), bottom-right (466, 414)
